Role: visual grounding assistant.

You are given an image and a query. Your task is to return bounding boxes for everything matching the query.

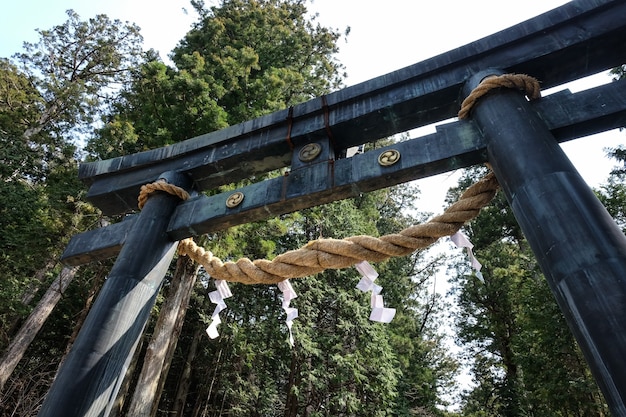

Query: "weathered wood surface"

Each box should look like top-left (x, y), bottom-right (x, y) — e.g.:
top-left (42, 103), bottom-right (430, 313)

top-left (464, 69), bottom-right (626, 416)
top-left (38, 173), bottom-right (192, 417)
top-left (61, 216), bottom-right (135, 266)
top-left (80, 0), bottom-right (626, 215)
top-left (61, 80), bottom-right (626, 265)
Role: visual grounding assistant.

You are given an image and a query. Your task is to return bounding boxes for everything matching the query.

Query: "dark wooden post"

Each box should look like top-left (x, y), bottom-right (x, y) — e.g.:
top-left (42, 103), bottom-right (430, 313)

top-left (38, 171), bottom-right (191, 417)
top-left (464, 70), bottom-right (626, 416)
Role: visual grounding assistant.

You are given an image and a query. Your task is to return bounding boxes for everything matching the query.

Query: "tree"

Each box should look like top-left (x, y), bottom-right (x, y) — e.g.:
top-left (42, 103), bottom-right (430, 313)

top-left (0, 61), bottom-right (60, 322)
top-left (175, 0), bottom-right (344, 124)
top-left (448, 167), bottom-right (608, 416)
top-left (13, 10), bottom-right (143, 141)
top-left (0, 267), bottom-right (77, 391)
top-left (160, 184), bottom-right (456, 417)
top-left (0, 8), bottom-right (144, 310)
top-left (1, 1), bottom-right (458, 414)
top-left (125, 256), bottom-right (200, 417)
top-left (87, 0), bottom-right (345, 159)
top-left (0, 10), bottom-right (145, 412)
top-left (84, 1), bottom-right (352, 416)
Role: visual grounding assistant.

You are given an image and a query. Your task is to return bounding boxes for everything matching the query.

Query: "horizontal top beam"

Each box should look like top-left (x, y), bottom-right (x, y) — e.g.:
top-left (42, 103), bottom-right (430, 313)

top-left (61, 79), bottom-right (626, 265)
top-left (80, 0), bottom-right (626, 215)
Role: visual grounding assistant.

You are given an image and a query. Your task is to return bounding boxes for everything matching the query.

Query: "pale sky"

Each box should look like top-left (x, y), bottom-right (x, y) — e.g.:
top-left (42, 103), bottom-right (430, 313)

top-left (2, 0), bottom-right (574, 84)
top-left (1, 0), bottom-right (623, 211)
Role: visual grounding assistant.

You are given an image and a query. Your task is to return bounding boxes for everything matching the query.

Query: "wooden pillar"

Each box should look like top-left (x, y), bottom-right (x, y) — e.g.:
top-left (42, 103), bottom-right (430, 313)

top-left (38, 172), bottom-right (191, 417)
top-left (463, 70), bottom-right (626, 416)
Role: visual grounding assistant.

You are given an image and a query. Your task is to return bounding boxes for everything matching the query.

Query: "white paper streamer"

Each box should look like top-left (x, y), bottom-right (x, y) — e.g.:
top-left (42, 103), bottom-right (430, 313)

top-left (277, 280), bottom-right (298, 346)
top-left (206, 279), bottom-right (233, 339)
top-left (355, 261), bottom-right (396, 323)
top-left (450, 231), bottom-right (484, 283)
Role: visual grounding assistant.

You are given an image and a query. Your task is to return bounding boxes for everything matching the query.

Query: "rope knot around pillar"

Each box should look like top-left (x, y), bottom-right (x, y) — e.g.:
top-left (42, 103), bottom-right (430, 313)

top-left (458, 73), bottom-right (541, 120)
top-left (138, 179), bottom-right (191, 209)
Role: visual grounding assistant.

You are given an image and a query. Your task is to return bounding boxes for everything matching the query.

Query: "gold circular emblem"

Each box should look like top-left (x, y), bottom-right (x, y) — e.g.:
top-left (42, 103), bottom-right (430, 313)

top-left (226, 191), bottom-right (245, 208)
top-left (298, 143), bottom-right (322, 162)
top-left (378, 149), bottom-right (401, 166)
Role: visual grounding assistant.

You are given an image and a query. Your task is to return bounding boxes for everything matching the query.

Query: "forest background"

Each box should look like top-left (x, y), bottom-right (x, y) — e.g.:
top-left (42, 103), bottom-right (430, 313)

top-left (1, 0), bottom-right (625, 416)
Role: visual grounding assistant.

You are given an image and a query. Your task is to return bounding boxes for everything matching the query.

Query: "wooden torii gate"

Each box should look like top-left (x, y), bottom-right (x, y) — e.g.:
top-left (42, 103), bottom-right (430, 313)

top-left (38, 1), bottom-right (626, 415)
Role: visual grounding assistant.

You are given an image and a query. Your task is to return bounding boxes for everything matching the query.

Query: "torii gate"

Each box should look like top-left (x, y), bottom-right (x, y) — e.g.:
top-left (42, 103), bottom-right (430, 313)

top-left (38, 1), bottom-right (626, 416)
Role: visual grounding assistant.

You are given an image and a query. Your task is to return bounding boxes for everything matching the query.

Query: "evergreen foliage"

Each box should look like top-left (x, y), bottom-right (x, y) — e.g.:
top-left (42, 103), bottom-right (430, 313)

top-left (448, 167), bottom-right (609, 416)
top-left (0, 10), bottom-right (145, 414)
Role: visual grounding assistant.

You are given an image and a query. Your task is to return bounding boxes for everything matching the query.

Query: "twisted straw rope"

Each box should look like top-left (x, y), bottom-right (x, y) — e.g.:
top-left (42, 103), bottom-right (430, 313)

top-left (138, 173), bottom-right (499, 285)
top-left (138, 180), bottom-right (190, 209)
top-left (137, 73), bottom-right (541, 285)
top-left (458, 73), bottom-right (541, 119)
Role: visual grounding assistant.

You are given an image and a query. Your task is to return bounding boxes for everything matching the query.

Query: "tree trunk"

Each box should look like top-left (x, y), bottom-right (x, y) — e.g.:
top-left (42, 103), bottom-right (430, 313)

top-left (108, 333), bottom-right (147, 417)
top-left (283, 350), bottom-right (300, 417)
top-left (22, 100), bottom-right (59, 142)
top-left (62, 266), bottom-right (107, 359)
top-left (150, 257), bottom-right (199, 417)
top-left (0, 266), bottom-right (78, 392)
top-left (4, 258), bottom-right (60, 341)
top-left (174, 326), bottom-right (203, 416)
top-left (20, 258), bottom-right (58, 305)
top-left (126, 256), bottom-right (199, 417)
